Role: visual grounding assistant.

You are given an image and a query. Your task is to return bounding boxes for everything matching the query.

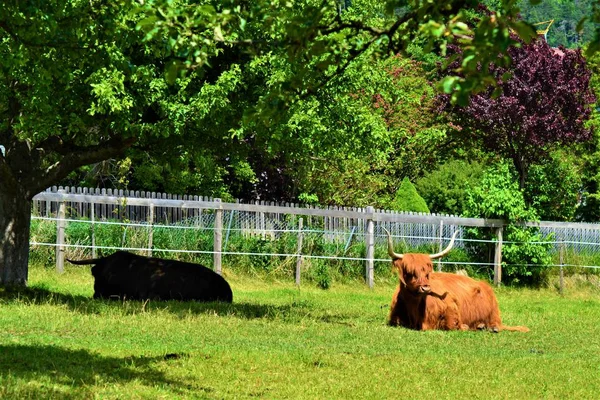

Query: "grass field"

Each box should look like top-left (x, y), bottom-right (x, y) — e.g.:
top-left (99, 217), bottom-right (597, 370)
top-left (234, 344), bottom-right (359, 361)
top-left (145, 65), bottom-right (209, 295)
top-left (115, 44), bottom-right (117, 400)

top-left (1, 265), bottom-right (600, 399)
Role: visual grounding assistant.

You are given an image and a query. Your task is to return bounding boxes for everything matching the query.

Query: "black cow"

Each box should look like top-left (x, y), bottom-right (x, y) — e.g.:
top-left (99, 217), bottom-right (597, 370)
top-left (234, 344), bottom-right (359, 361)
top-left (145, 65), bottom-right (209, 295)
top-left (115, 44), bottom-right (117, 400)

top-left (67, 251), bottom-right (233, 302)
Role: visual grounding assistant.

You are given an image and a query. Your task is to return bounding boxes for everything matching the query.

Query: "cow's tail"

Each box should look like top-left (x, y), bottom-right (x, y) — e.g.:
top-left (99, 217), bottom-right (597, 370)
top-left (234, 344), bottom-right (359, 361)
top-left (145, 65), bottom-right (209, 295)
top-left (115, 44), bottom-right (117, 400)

top-left (500, 325), bottom-right (530, 333)
top-left (66, 257), bottom-right (103, 265)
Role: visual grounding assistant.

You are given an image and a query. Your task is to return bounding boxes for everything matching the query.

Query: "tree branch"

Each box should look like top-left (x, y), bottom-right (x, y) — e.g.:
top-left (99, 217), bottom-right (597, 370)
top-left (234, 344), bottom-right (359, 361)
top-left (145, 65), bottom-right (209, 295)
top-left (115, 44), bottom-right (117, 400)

top-left (23, 136), bottom-right (136, 199)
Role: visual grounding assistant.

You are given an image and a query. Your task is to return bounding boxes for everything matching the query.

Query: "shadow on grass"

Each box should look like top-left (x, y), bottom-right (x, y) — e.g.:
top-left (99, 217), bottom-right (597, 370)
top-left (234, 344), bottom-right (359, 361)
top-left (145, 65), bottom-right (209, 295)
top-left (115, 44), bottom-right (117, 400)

top-left (0, 344), bottom-right (204, 399)
top-left (0, 285), bottom-right (317, 321)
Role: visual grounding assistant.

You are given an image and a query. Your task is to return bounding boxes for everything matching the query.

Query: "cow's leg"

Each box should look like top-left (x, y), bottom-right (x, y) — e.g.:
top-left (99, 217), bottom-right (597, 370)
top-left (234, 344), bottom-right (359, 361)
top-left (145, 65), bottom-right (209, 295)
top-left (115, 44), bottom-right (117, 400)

top-left (388, 305), bottom-right (403, 326)
top-left (487, 310), bottom-right (503, 333)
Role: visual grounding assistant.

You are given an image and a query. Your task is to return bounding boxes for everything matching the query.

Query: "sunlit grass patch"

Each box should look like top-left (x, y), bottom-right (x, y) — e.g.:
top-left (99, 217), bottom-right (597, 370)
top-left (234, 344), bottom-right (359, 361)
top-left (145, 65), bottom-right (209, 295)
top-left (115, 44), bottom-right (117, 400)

top-left (1, 264), bottom-right (599, 399)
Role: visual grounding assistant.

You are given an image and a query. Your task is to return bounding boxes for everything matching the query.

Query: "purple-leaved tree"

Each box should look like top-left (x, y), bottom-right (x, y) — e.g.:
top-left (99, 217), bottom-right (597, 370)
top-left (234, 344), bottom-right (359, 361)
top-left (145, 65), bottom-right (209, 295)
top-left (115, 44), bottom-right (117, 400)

top-left (441, 36), bottom-right (596, 189)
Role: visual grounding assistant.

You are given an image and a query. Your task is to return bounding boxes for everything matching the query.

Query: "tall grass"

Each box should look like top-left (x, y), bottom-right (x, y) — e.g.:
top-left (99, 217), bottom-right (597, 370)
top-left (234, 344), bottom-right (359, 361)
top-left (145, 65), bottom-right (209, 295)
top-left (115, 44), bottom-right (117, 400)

top-left (29, 219), bottom-right (481, 288)
top-left (1, 264), bottom-right (600, 399)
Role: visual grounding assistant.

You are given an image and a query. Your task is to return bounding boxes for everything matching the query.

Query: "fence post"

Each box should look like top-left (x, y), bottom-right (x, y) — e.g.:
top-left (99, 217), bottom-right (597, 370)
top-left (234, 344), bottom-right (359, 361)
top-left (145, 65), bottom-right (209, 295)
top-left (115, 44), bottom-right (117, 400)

top-left (295, 218), bottom-right (304, 286)
top-left (437, 220), bottom-right (444, 272)
top-left (91, 202), bottom-right (96, 258)
top-left (493, 226), bottom-right (503, 286)
top-left (214, 198), bottom-right (223, 275)
top-left (365, 206), bottom-right (375, 289)
top-left (147, 204), bottom-right (154, 257)
top-left (224, 210), bottom-right (235, 251)
top-left (559, 236), bottom-right (565, 295)
top-left (55, 192), bottom-right (66, 273)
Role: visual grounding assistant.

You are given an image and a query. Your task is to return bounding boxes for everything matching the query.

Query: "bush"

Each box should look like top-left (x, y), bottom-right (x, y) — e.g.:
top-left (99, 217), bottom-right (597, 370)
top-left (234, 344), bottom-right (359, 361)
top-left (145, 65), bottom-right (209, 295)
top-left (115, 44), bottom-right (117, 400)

top-left (390, 177), bottom-right (429, 213)
top-left (464, 162), bottom-right (553, 286)
top-left (415, 159), bottom-right (484, 215)
top-left (525, 151), bottom-right (581, 221)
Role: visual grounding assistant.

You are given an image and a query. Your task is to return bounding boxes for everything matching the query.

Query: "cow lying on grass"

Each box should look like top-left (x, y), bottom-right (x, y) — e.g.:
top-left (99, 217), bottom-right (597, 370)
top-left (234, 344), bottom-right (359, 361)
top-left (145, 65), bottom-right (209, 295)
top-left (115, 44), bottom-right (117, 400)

top-left (67, 251), bottom-right (233, 303)
top-left (384, 229), bottom-right (528, 332)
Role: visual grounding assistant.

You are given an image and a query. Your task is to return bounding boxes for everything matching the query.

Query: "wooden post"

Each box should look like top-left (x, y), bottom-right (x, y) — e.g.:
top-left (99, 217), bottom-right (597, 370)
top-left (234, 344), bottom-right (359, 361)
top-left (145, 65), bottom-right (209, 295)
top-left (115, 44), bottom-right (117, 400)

top-left (224, 210), bottom-right (235, 251)
top-left (147, 204), bottom-right (154, 257)
top-left (365, 206), bottom-right (375, 289)
top-left (56, 195), bottom-right (66, 274)
top-left (295, 218), bottom-right (304, 286)
top-left (91, 202), bottom-right (96, 259)
top-left (559, 237), bottom-right (565, 295)
top-left (437, 220), bottom-right (444, 272)
top-left (493, 226), bottom-right (503, 286)
top-left (214, 199), bottom-right (223, 275)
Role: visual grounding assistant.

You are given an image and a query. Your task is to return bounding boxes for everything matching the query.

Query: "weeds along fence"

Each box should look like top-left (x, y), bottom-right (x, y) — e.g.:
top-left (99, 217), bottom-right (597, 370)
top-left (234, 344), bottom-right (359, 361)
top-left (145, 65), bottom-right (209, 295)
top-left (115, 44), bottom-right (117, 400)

top-left (30, 186), bottom-right (600, 289)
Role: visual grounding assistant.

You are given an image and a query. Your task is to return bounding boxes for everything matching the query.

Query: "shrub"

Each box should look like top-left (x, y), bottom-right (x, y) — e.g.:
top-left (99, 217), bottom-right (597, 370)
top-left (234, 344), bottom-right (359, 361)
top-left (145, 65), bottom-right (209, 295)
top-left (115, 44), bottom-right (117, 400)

top-left (390, 177), bottom-right (429, 213)
top-left (464, 162), bottom-right (553, 285)
top-left (525, 151), bottom-right (581, 221)
top-left (415, 159), bottom-right (484, 215)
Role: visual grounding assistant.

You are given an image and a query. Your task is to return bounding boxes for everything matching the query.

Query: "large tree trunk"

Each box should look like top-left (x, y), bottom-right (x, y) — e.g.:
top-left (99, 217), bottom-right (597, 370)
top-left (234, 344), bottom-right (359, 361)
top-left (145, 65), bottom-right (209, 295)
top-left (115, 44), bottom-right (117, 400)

top-left (0, 133), bottom-right (133, 287)
top-left (0, 187), bottom-right (32, 286)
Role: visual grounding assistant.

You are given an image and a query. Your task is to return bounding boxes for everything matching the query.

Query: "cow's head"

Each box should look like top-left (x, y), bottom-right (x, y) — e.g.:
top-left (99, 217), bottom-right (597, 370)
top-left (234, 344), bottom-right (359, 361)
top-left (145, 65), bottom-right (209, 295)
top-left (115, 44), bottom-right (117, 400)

top-left (384, 228), bottom-right (459, 296)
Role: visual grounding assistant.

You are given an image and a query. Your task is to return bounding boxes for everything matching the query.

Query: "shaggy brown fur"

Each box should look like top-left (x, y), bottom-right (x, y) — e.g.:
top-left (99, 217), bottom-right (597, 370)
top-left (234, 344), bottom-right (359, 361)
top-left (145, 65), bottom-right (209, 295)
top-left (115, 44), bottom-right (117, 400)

top-left (388, 254), bottom-right (528, 332)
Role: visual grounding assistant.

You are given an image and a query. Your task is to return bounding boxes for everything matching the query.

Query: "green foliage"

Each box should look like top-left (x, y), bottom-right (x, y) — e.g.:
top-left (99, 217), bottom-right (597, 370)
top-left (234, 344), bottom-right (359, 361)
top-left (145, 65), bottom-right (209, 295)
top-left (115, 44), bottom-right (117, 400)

top-left (289, 54), bottom-right (450, 207)
top-left (390, 177), bottom-right (430, 213)
top-left (464, 162), bottom-right (552, 285)
top-left (4, 0), bottom-right (600, 287)
top-left (415, 159), bottom-right (484, 216)
top-left (576, 49), bottom-right (600, 222)
top-left (514, 0), bottom-right (595, 49)
top-left (28, 218), bottom-right (400, 287)
top-left (308, 263), bottom-right (332, 290)
top-left (524, 151), bottom-right (582, 221)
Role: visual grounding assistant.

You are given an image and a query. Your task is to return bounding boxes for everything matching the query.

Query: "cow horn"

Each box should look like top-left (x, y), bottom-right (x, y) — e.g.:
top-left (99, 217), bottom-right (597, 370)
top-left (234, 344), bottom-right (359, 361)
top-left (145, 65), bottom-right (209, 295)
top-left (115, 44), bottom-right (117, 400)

top-left (383, 227), bottom-right (403, 260)
top-left (429, 231), bottom-right (460, 260)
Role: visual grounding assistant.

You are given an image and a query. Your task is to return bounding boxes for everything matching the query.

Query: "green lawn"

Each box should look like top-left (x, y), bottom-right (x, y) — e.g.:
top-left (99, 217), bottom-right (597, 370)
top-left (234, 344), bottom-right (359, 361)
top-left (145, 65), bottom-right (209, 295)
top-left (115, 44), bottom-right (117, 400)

top-left (1, 265), bottom-right (599, 399)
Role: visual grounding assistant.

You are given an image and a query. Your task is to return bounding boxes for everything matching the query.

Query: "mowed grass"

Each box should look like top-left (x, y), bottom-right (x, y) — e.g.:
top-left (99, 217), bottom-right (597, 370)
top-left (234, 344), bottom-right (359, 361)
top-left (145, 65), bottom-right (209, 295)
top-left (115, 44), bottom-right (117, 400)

top-left (1, 266), bottom-right (600, 399)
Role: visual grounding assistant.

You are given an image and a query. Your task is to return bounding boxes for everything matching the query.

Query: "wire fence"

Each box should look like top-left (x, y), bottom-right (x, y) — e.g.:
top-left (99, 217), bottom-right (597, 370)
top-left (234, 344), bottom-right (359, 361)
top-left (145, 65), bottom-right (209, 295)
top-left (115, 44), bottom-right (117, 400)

top-left (29, 186), bottom-right (600, 289)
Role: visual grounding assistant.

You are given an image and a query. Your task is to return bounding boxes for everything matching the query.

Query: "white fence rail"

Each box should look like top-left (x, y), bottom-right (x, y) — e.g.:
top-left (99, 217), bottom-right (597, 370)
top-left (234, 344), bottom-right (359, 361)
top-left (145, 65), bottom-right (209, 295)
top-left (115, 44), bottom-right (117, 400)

top-left (30, 187), bottom-right (600, 288)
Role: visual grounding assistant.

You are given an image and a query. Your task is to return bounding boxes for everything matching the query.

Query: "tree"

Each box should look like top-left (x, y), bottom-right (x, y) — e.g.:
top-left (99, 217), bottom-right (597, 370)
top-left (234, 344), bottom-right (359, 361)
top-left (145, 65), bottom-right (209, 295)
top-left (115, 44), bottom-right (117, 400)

top-left (441, 36), bottom-right (595, 191)
top-left (286, 53), bottom-right (449, 208)
top-left (512, 0), bottom-right (595, 48)
top-left (390, 177), bottom-right (430, 213)
top-left (148, 0), bottom-right (540, 104)
top-left (574, 47), bottom-right (600, 221)
top-left (0, 1), bottom-right (261, 284)
top-left (0, 0), bottom-right (545, 286)
top-left (0, 2), bottom-right (140, 285)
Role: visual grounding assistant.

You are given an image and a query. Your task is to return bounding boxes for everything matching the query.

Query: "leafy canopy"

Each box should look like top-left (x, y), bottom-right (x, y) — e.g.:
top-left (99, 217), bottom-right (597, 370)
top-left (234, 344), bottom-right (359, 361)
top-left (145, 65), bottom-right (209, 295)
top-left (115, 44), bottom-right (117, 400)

top-left (441, 35), bottom-right (595, 189)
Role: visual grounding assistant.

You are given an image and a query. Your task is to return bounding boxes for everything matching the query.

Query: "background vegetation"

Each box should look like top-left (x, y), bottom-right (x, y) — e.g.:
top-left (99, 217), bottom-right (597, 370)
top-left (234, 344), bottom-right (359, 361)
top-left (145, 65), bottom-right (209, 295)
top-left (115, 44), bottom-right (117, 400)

top-left (42, 1), bottom-right (597, 230)
top-left (29, 215), bottom-right (600, 288)
top-left (3, 1), bottom-right (600, 286)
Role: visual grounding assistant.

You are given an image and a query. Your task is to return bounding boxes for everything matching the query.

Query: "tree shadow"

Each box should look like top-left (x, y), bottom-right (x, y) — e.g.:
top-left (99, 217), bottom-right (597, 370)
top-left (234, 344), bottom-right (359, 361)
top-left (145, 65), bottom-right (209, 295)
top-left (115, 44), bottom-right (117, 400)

top-left (0, 285), bottom-right (315, 321)
top-left (0, 344), bottom-right (205, 398)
